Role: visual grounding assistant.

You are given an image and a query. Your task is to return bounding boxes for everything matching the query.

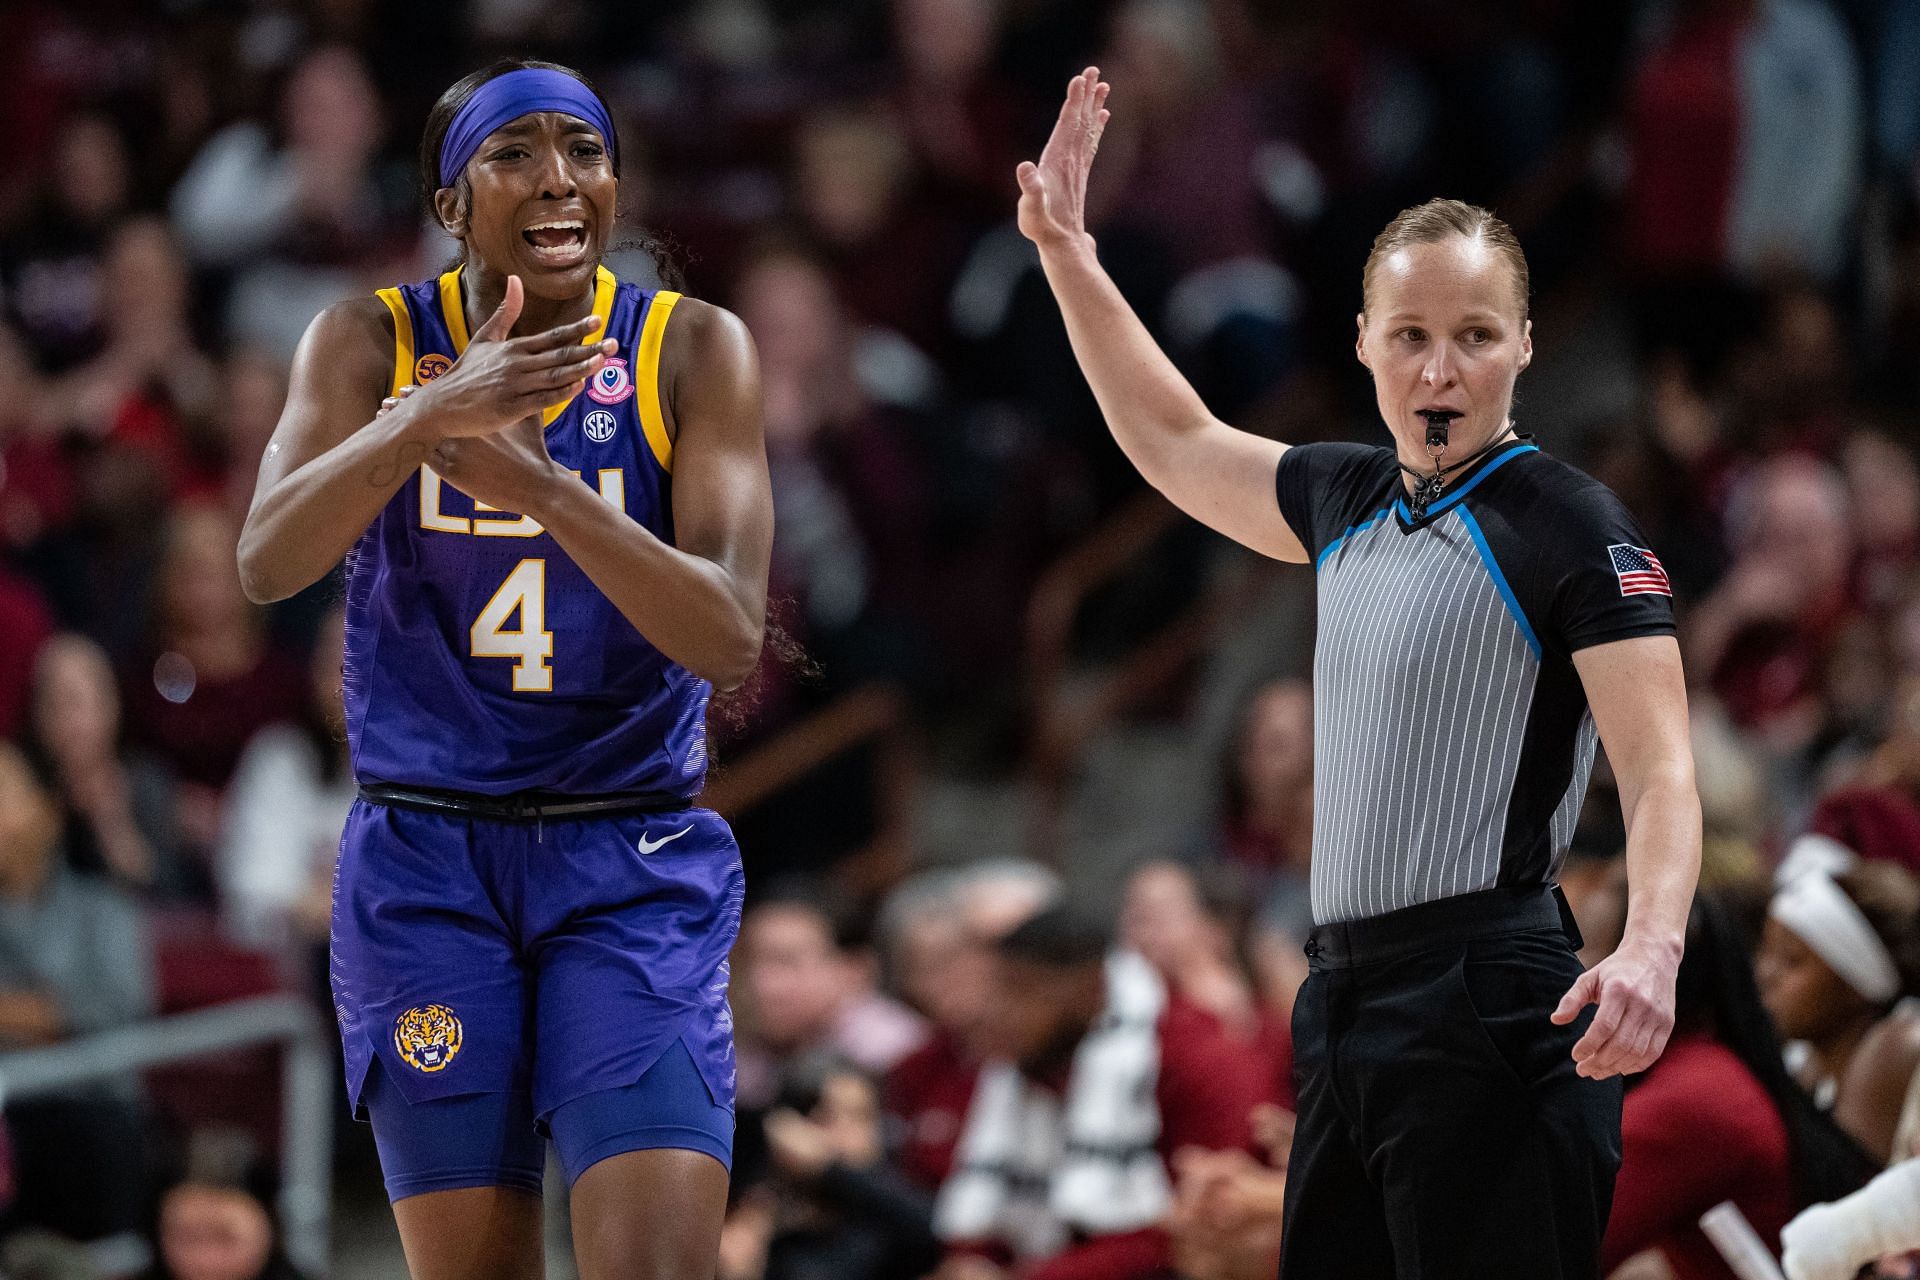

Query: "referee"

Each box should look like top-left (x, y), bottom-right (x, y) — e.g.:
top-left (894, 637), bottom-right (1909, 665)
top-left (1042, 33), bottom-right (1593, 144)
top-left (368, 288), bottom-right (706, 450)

top-left (1015, 70), bottom-right (1701, 1278)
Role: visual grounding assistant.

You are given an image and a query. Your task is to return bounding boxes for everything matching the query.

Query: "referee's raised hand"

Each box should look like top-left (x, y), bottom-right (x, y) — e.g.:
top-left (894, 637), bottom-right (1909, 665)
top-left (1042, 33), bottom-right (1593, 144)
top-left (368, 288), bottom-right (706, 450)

top-left (1015, 66), bottom-right (1110, 252)
top-left (1551, 937), bottom-right (1680, 1079)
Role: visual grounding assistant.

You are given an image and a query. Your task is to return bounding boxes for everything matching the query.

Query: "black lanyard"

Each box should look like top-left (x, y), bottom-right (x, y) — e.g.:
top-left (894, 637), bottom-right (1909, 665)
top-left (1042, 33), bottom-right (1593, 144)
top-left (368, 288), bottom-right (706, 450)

top-left (1398, 426), bottom-right (1523, 521)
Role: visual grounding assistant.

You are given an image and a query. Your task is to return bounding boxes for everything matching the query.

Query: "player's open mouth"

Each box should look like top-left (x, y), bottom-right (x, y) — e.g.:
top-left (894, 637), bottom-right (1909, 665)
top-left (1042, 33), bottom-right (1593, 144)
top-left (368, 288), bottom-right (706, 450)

top-left (523, 220), bottom-right (588, 266)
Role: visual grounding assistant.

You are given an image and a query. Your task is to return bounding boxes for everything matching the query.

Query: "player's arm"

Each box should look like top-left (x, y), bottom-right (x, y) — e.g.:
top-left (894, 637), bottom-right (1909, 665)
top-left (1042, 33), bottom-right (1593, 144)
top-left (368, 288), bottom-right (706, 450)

top-left (1017, 68), bottom-right (1305, 563)
top-left (528, 299), bottom-right (771, 691)
top-left (239, 276), bottom-right (608, 602)
top-left (1553, 635), bottom-right (1701, 1078)
top-left (236, 297), bottom-right (420, 602)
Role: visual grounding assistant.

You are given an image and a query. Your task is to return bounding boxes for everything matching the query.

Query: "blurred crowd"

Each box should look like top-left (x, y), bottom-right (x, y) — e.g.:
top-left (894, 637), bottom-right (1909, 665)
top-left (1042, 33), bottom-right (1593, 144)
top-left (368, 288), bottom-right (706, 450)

top-left (1, 0), bottom-right (1920, 1275)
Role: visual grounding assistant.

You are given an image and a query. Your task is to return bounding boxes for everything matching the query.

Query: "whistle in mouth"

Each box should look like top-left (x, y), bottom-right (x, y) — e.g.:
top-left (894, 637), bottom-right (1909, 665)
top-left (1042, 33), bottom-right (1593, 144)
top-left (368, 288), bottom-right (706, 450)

top-left (1418, 409), bottom-right (1460, 452)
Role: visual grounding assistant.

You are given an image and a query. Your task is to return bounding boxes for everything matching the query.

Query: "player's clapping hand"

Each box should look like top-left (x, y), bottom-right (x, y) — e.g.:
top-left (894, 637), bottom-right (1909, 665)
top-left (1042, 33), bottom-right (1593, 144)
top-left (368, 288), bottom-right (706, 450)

top-left (429, 416), bottom-right (564, 518)
top-left (1015, 67), bottom-right (1110, 251)
top-left (406, 274), bottom-right (617, 439)
top-left (1552, 935), bottom-right (1680, 1080)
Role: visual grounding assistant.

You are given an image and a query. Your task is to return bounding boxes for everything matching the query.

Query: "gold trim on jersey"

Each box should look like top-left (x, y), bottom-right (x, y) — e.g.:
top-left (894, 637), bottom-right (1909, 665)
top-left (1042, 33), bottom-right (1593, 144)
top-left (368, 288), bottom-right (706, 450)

top-left (636, 290), bottom-right (680, 472)
top-left (435, 265), bottom-right (618, 428)
top-left (374, 288), bottom-right (413, 399)
top-left (438, 269), bottom-right (470, 352)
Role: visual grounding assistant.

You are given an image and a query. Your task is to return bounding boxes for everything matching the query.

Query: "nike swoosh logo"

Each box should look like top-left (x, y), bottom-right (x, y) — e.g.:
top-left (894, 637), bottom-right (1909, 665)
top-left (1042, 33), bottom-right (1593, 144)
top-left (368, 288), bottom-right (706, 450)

top-left (636, 825), bottom-right (694, 855)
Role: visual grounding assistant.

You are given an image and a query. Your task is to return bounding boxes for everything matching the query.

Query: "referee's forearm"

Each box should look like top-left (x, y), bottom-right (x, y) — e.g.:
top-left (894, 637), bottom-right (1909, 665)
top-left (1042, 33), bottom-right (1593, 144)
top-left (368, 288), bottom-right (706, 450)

top-left (1617, 774), bottom-right (1701, 953)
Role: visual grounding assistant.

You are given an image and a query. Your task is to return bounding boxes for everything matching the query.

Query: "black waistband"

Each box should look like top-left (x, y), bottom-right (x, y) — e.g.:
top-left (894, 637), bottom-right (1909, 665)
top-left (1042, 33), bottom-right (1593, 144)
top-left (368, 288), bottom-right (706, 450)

top-left (357, 782), bottom-right (689, 822)
top-left (1305, 884), bottom-right (1580, 968)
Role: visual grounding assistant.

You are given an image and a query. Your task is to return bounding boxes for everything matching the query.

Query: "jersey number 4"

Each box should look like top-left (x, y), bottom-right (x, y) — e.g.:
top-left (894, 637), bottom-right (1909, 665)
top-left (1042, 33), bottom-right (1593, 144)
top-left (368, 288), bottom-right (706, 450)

top-left (471, 559), bottom-right (553, 691)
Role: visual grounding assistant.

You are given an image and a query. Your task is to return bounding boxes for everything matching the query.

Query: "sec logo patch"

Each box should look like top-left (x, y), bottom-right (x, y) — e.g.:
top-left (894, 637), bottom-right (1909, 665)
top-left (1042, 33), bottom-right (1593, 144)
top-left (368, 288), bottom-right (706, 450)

top-left (587, 357), bottom-right (633, 405)
top-left (414, 353), bottom-right (453, 383)
top-left (393, 1004), bottom-right (463, 1073)
top-left (584, 409), bottom-right (617, 442)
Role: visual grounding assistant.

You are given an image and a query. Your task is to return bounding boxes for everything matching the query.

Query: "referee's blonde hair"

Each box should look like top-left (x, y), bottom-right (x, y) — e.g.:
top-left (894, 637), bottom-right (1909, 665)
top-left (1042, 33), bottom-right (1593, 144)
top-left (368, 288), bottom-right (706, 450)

top-left (1362, 198), bottom-right (1530, 323)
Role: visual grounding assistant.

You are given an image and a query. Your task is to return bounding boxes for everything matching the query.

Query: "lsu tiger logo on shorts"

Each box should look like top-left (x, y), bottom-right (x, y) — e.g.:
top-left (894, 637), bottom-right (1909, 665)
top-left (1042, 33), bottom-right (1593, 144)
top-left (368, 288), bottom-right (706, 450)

top-left (393, 1003), bottom-right (464, 1073)
top-left (414, 353), bottom-right (453, 383)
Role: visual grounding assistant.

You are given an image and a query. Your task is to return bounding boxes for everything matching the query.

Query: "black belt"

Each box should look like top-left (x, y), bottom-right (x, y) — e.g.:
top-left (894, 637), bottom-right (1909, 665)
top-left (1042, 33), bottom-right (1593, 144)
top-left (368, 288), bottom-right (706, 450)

top-left (1305, 884), bottom-right (1581, 968)
top-left (358, 782), bottom-right (689, 822)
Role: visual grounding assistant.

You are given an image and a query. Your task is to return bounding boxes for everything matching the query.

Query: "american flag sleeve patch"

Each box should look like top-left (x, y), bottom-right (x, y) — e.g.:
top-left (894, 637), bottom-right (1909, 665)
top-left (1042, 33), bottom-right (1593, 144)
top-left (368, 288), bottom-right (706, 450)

top-left (1608, 544), bottom-right (1672, 597)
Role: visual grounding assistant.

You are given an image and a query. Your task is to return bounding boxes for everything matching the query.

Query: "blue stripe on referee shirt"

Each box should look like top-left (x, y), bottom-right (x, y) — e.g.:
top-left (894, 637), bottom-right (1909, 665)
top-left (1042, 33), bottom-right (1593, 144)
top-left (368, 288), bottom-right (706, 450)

top-left (1456, 505), bottom-right (1542, 661)
top-left (1315, 506), bottom-right (1392, 572)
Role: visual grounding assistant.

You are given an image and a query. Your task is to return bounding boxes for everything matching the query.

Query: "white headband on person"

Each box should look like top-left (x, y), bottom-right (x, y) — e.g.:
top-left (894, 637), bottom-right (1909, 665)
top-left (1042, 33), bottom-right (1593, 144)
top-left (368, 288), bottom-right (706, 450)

top-left (1774, 833), bottom-right (1858, 888)
top-left (1770, 864), bottom-right (1902, 1005)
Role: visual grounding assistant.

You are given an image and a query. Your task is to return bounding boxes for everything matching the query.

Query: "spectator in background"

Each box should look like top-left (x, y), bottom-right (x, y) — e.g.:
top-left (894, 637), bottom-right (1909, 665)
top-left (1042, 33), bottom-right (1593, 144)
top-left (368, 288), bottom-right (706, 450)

top-left (122, 502), bottom-right (306, 862)
top-left (731, 240), bottom-right (936, 696)
top-left (169, 44), bottom-right (414, 359)
top-left (1213, 679), bottom-right (1317, 1030)
top-left (1094, 0), bottom-right (1268, 268)
top-left (1686, 456), bottom-right (1860, 754)
top-left (18, 423), bottom-right (173, 662)
top-left (1720, 0), bottom-right (1863, 286)
top-left (735, 882), bottom-right (929, 1111)
top-left (1839, 431), bottom-right (1920, 616)
top-left (37, 218), bottom-right (218, 469)
top-left (26, 633), bottom-right (184, 896)
top-left (1834, 990), bottom-right (1920, 1171)
top-left (1622, 0), bottom-right (1862, 293)
top-left (1214, 678), bottom-right (1313, 888)
top-left (931, 904), bottom-right (1274, 1280)
top-left (140, 1136), bottom-right (308, 1280)
top-left (216, 604), bottom-right (351, 952)
top-left (0, 739), bottom-right (155, 1245)
top-left (1687, 700), bottom-right (1773, 889)
top-left (0, 111), bottom-right (133, 374)
top-left (881, 859), bottom-right (1058, 1191)
top-left (0, 1228), bottom-right (102, 1280)
top-left (887, 0), bottom-right (1024, 218)
top-left (1807, 676), bottom-right (1920, 878)
top-left (0, 564), bottom-right (53, 739)
top-left (1119, 858), bottom-right (1297, 1279)
top-left (1164, 1130), bottom-right (1290, 1280)
top-left (790, 103), bottom-right (970, 356)
top-left (1757, 851), bottom-right (1920, 1157)
top-left (1722, 283), bottom-right (1852, 458)
top-left (1807, 614), bottom-right (1898, 794)
top-left (1600, 893), bottom-right (1877, 1280)
top-left (210, 350), bottom-right (293, 523)
top-left (727, 1053), bottom-right (942, 1280)
top-left (1092, 0), bottom-right (1296, 413)
top-left (1119, 860), bottom-right (1291, 1105)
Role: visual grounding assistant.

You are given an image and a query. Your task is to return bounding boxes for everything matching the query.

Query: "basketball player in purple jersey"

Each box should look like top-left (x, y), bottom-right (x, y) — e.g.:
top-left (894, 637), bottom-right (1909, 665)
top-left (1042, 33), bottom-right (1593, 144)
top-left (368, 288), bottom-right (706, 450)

top-left (238, 60), bottom-right (771, 1280)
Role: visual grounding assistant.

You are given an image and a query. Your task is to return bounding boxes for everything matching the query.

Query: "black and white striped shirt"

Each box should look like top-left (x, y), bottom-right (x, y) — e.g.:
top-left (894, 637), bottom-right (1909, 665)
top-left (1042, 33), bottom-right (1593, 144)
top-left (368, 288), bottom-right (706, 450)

top-left (1275, 438), bottom-right (1675, 926)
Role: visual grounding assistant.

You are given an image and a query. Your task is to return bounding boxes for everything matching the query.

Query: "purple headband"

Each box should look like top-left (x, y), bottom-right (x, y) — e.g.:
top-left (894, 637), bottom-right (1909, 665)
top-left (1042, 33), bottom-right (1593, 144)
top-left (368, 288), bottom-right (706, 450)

top-left (437, 68), bottom-right (618, 189)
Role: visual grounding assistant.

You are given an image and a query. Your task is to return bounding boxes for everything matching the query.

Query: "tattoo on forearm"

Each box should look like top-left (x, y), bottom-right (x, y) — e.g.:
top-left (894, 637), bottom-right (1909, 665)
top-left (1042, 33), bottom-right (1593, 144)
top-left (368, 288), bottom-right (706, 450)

top-left (368, 440), bottom-right (429, 488)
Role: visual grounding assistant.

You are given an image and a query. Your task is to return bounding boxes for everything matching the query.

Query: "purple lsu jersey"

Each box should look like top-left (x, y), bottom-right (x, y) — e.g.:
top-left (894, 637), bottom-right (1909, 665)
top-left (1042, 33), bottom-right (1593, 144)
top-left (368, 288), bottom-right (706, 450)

top-left (345, 266), bottom-right (710, 796)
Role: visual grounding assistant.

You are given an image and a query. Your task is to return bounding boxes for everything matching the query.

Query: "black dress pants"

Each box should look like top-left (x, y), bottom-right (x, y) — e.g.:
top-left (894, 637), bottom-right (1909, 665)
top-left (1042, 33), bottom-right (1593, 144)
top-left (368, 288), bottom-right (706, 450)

top-left (1278, 886), bottom-right (1623, 1280)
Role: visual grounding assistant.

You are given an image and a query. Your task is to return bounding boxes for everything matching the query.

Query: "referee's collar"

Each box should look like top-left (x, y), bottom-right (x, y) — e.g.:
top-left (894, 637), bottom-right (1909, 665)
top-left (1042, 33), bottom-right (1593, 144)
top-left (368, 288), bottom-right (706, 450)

top-left (1392, 438), bottom-right (1538, 532)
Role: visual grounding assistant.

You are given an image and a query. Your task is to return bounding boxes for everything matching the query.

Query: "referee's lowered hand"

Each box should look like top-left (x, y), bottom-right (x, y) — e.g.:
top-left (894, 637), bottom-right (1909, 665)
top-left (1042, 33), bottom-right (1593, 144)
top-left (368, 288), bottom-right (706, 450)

top-left (1550, 936), bottom-right (1680, 1080)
